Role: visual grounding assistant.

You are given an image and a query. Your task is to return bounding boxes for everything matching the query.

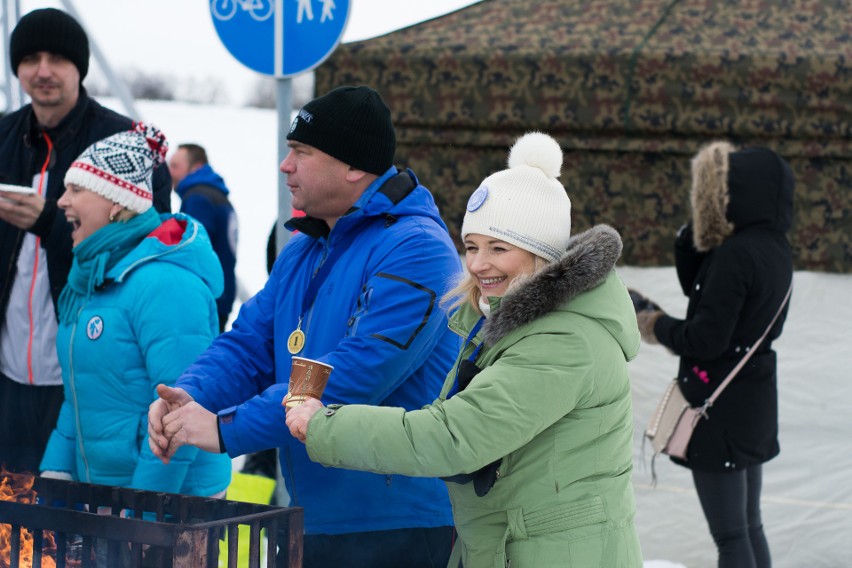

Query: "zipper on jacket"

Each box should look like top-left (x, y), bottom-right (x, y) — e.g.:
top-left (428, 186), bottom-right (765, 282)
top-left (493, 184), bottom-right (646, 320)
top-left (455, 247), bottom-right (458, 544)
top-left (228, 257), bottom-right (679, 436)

top-left (25, 132), bottom-right (53, 384)
top-left (68, 305), bottom-right (91, 482)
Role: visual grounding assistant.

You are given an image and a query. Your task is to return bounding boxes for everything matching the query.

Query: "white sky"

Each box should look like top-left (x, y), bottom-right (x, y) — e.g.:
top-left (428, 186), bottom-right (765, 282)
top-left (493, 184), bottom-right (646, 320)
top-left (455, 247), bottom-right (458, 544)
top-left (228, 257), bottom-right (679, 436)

top-left (17, 0), bottom-right (482, 104)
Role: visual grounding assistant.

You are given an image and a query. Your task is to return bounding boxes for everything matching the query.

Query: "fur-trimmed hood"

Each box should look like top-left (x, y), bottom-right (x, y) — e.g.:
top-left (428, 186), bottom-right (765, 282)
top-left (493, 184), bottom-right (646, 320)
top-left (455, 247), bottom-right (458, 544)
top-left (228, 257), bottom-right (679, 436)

top-left (482, 224), bottom-right (624, 345)
top-left (690, 142), bottom-right (794, 252)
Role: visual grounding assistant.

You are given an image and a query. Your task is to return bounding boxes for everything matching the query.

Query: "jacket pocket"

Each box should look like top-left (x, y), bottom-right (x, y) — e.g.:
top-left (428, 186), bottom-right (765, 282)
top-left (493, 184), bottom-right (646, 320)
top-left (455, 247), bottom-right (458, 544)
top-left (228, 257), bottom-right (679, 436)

top-left (509, 497), bottom-right (607, 541)
top-left (346, 285), bottom-right (372, 337)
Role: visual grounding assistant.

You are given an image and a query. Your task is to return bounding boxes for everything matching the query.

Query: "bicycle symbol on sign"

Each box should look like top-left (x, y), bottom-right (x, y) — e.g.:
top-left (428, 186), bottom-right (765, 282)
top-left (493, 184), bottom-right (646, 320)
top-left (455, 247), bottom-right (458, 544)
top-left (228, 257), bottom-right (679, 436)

top-left (211, 0), bottom-right (274, 22)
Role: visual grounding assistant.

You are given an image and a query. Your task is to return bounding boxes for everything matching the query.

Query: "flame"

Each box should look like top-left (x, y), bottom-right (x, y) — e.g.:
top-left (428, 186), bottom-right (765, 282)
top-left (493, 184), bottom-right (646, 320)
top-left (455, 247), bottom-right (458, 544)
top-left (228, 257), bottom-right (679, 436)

top-left (0, 470), bottom-right (56, 568)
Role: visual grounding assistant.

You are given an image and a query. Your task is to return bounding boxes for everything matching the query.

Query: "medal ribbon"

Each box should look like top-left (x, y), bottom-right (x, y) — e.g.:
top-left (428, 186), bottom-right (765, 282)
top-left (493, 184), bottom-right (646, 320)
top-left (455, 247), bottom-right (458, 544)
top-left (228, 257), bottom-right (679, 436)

top-left (289, 238), bottom-right (355, 353)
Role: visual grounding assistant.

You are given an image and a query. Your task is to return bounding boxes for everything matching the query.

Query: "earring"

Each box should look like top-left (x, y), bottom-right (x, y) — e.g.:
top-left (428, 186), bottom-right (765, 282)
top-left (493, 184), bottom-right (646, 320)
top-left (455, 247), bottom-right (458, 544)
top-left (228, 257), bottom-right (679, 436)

top-left (109, 213), bottom-right (116, 222)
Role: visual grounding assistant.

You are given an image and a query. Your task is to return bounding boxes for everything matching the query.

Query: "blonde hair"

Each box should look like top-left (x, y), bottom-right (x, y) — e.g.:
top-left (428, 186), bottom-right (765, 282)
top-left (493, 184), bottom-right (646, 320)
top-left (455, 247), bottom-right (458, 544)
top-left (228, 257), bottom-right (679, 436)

top-left (441, 254), bottom-right (549, 314)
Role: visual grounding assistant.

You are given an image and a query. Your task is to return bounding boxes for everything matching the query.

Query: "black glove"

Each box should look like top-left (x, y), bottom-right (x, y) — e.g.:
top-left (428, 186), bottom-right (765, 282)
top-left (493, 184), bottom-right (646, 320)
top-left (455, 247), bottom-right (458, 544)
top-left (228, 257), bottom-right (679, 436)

top-left (628, 289), bottom-right (661, 313)
top-left (442, 459), bottom-right (502, 497)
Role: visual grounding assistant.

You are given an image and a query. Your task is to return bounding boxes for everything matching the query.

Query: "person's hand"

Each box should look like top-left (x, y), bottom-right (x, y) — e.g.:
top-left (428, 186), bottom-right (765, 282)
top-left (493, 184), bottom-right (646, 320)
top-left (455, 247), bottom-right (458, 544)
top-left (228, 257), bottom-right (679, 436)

top-left (148, 384), bottom-right (194, 462)
top-left (40, 470), bottom-right (73, 481)
top-left (159, 400), bottom-right (220, 461)
top-left (0, 191), bottom-right (45, 229)
top-left (636, 309), bottom-right (664, 344)
top-left (285, 397), bottom-right (324, 443)
top-left (628, 288), bottom-right (661, 313)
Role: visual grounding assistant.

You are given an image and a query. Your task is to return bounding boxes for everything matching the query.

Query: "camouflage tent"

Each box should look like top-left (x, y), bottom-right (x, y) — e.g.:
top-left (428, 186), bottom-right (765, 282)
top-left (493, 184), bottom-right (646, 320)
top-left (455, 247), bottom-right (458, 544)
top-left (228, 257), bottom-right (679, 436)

top-left (316, 0), bottom-right (851, 272)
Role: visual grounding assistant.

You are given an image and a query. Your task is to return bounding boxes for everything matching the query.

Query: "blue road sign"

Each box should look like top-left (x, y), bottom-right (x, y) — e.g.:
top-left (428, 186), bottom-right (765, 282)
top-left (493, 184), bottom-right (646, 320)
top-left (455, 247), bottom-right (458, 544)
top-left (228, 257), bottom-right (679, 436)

top-left (211, 0), bottom-right (350, 77)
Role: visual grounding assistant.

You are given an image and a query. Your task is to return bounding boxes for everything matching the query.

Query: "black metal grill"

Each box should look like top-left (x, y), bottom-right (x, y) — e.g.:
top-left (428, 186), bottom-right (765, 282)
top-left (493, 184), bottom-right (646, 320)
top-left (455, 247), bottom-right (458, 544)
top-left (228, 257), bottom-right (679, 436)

top-left (0, 475), bottom-right (302, 568)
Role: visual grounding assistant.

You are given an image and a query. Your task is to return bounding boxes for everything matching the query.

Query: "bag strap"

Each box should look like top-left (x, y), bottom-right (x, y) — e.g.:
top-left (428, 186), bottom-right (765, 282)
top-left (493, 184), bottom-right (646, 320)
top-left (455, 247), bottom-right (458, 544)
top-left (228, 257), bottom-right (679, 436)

top-left (700, 282), bottom-right (793, 414)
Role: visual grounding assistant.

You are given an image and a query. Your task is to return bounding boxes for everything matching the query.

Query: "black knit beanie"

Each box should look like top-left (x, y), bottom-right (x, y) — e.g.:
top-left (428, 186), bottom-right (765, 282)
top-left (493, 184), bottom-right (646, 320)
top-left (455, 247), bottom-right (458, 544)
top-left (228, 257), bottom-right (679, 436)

top-left (10, 8), bottom-right (89, 80)
top-left (287, 85), bottom-right (396, 175)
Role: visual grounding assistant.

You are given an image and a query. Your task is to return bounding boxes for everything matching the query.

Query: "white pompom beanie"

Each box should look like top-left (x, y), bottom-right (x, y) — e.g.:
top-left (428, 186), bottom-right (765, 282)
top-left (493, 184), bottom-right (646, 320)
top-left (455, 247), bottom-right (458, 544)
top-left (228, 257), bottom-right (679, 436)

top-left (461, 132), bottom-right (571, 263)
top-left (64, 122), bottom-right (168, 213)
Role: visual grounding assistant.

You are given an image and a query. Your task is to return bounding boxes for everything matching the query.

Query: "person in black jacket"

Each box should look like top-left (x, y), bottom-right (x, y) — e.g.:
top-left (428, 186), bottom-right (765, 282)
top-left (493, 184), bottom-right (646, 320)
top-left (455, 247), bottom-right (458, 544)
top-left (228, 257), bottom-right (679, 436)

top-left (632, 141), bottom-right (793, 568)
top-left (0, 8), bottom-right (171, 474)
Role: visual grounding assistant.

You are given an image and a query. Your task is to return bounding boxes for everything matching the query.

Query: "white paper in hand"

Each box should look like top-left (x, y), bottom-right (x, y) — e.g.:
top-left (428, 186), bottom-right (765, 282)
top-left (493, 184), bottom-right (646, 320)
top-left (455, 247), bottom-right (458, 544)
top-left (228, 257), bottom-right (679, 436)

top-left (0, 183), bottom-right (36, 203)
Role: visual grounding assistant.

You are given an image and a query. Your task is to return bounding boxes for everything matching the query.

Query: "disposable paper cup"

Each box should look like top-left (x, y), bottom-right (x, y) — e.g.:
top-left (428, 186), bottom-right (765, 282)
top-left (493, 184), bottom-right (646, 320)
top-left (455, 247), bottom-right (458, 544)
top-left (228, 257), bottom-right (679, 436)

top-left (283, 356), bottom-right (333, 408)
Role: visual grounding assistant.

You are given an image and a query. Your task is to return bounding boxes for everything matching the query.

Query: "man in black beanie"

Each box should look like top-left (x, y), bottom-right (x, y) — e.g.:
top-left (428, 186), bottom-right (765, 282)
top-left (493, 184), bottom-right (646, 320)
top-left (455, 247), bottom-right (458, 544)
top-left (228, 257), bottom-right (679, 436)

top-left (0, 8), bottom-right (172, 474)
top-left (149, 85), bottom-right (458, 568)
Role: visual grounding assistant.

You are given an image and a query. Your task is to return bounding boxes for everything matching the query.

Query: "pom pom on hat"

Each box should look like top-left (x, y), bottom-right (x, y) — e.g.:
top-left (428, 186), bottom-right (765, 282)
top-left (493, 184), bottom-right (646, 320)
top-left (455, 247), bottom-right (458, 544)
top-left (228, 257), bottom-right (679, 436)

top-left (507, 132), bottom-right (563, 178)
top-left (461, 132), bottom-right (572, 263)
top-left (64, 122), bottom-right (168, 214)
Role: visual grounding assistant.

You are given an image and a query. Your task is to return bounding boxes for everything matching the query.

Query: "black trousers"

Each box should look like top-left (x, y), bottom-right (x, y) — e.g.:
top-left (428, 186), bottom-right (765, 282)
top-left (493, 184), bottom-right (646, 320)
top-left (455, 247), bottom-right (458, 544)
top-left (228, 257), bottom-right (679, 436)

top-left (692, 464), bottom-right (771, 568)
top-left (0, 371), bottom-right (63, 474)
top-left (286, 525), bottom-right (455, 568)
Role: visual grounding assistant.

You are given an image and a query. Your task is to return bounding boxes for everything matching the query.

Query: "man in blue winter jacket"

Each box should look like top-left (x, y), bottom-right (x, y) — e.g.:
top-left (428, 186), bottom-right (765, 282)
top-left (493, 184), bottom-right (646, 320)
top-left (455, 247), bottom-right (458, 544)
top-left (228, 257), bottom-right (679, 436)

top-left (169, 143), bottom-right (238, 332)
top-left (149, 85), bottom-right (460, 568)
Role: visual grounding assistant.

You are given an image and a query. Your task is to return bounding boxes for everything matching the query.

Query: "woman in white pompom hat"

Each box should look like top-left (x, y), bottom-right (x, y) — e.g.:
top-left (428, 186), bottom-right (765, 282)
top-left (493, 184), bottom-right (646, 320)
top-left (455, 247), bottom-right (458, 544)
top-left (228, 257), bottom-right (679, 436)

top-left (286, 132), bottom-right (643, 567)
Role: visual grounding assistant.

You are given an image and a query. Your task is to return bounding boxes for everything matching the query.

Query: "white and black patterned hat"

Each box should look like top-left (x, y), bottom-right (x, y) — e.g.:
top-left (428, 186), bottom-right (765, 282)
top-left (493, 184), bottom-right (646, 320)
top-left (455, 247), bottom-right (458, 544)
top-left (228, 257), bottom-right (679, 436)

top-left (64, 123), bottom-right (168, 213)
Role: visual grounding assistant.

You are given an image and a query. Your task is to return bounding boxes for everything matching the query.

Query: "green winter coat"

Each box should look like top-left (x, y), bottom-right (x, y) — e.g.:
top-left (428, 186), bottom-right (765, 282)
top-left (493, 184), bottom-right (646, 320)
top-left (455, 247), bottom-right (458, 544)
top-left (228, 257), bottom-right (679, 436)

top-left (306, 225), bottom-right (643, 567)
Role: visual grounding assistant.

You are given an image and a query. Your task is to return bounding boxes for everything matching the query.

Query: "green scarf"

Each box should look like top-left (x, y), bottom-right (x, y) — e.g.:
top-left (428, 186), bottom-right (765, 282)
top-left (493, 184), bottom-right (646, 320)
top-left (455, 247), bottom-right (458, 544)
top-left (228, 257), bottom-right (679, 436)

top-left (58, 207), bottom-right (162, 324)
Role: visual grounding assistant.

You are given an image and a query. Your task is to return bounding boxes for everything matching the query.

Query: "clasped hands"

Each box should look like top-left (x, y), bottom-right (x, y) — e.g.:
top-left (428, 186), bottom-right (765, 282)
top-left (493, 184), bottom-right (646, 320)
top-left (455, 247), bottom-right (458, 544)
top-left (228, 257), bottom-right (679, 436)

top-left (148, 384), bottom-right (219, 463)
top-left (148, 385), bottom-right (326, 463)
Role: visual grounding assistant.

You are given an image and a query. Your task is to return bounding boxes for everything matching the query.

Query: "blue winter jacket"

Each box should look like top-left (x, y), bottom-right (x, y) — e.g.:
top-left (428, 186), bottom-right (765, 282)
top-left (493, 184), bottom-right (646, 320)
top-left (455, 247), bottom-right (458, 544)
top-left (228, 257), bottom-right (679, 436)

top-left (176, 165), bottom-right (237, 325)
top-left (177, 167), bottom-right (460, 534)
top-left (40, 213), bottom-right (232, 496)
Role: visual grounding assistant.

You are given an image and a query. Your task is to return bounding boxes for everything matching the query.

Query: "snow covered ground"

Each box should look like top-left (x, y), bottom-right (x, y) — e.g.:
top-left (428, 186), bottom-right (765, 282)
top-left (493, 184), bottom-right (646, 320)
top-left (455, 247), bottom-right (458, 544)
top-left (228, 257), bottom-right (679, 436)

top-left (124, 99), bottom-right (849, 568)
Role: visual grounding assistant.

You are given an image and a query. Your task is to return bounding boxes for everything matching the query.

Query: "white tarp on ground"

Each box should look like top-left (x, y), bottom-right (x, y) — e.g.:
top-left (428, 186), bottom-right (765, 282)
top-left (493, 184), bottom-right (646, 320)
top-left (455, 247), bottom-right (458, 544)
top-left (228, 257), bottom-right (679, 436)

top-left (620, 267), bottom-right (852, 568)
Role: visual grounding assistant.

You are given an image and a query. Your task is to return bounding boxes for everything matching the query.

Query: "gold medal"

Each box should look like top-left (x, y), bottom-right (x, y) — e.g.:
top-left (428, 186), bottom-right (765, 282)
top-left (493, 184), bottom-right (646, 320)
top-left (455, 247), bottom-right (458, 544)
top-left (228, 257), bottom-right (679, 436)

top-left (287, 328), bottom-right (306, 354)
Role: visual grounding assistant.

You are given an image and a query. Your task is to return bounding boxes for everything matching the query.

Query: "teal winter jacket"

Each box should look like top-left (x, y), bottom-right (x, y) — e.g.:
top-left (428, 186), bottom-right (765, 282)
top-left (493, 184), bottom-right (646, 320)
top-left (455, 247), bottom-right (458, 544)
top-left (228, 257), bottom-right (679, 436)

top-left (40, 214), bottom-right (232, 496)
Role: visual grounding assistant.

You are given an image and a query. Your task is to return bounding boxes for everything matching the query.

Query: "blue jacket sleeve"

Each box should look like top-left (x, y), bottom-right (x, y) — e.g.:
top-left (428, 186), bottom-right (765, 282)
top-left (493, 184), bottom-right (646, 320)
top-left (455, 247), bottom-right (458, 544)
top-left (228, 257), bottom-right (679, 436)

top-left (39, 401), bottom-right (77, 475)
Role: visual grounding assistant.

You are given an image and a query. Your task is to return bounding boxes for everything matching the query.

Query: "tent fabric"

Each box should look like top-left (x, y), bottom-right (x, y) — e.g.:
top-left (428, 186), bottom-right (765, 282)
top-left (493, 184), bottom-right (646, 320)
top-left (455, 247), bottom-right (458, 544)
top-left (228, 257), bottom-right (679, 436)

top-left (315, 0), bottom-right (851, 272)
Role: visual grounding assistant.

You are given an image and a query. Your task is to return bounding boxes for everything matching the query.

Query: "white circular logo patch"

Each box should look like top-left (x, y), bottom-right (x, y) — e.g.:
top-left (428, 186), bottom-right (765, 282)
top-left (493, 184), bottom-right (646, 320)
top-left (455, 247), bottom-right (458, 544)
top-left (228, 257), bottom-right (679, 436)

top-left (86, 316), bottom-right (104, 340)
top-left (467, 185), bottom-right (489, 212)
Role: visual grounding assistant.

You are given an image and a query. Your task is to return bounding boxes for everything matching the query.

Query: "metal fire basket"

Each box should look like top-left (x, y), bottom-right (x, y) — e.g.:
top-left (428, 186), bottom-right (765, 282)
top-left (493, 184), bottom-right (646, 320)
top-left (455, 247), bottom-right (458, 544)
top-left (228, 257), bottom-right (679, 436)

top-left (0, 476), bottom-right (302, 568)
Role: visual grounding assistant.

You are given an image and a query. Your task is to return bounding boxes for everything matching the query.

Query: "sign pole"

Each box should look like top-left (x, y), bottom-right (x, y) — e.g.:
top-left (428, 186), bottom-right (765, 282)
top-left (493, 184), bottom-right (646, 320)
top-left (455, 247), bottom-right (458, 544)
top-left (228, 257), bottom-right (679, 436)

top-left (210, 0), bottom-right (350, 254)
top-left (276, 77), bottom-right (292, 254)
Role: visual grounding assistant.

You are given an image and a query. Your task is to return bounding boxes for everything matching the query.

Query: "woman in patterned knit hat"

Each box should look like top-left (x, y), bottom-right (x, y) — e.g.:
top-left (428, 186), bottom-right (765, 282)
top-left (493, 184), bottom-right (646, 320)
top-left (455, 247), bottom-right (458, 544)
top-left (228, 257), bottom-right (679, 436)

top-left (39, 124), bottom-right (231, 505)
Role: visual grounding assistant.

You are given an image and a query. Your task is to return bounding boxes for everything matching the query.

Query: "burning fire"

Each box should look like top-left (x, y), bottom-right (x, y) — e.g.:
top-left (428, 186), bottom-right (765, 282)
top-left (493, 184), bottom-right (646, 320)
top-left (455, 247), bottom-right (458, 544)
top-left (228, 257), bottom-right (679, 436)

top-left (0, 470), bottom-right (56, 568)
